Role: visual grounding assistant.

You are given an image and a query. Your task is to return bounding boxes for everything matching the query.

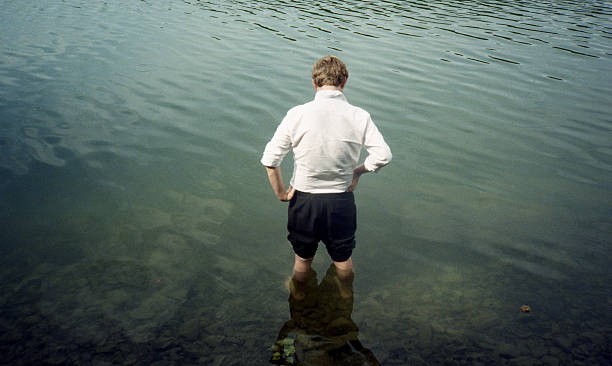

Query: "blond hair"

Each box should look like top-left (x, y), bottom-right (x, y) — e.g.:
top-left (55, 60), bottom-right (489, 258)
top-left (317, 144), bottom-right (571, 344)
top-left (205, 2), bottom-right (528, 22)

top-left (312, 56), bottom-right (349, 87)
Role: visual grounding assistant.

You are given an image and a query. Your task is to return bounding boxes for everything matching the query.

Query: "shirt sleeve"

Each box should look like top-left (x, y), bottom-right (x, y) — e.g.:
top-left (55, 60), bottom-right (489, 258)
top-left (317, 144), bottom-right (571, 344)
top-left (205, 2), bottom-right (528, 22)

top-left (260, 115), bottom-right (292, 167)
top-left (362, 116), bottom-right (392, 172)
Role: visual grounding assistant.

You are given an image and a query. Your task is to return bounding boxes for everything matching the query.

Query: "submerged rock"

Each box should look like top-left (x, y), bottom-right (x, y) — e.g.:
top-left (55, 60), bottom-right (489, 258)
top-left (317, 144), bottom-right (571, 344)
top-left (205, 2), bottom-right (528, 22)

top-left (179, 319), bottom-right (200, 341)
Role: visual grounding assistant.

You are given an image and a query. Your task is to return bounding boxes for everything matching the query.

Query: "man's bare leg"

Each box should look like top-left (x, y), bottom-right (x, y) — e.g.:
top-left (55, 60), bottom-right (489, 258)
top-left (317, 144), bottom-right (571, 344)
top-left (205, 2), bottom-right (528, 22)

top-left (290, 254), bottom-right (314, 300)
top-left (333, 257), bottom-right (354, 298)
top-left (293, 254), bottom-right (314, 281)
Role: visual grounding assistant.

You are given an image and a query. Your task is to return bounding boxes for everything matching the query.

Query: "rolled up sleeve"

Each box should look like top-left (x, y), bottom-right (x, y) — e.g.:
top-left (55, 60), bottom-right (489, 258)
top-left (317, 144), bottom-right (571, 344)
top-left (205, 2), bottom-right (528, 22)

top-left (362, 117), bottom-right (392, 172)
top-left (261, 118), bottom-right (292, 167)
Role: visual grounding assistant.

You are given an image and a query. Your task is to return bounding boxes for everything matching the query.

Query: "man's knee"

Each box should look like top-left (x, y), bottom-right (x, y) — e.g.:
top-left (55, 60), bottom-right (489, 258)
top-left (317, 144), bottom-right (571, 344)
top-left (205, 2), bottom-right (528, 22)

top-left (333, 257), bottom-right (353, 272)
top-left (295, 254), bottom-right (314, 265)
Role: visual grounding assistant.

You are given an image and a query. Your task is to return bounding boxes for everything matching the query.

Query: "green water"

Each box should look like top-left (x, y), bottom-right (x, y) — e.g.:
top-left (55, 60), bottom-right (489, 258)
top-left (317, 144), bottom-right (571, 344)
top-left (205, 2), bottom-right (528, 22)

top-left (1, 0), bottom-right (611, 365)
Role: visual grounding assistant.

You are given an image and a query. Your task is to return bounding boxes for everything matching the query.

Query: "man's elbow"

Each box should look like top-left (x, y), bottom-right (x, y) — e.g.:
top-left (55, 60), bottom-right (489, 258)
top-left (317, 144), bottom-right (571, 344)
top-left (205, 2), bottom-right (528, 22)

top-left (384, 150), bottom-right (392, 165)
top-left (364, 151), bottom-right (392, 172)
top-left (379, 149), bottom-right (392, 167)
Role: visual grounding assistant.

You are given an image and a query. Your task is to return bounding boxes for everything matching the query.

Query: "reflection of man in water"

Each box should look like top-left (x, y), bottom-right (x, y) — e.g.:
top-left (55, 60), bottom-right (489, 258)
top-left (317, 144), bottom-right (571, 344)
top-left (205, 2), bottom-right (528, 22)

top-left (272, 265), bottom-right (380, 366)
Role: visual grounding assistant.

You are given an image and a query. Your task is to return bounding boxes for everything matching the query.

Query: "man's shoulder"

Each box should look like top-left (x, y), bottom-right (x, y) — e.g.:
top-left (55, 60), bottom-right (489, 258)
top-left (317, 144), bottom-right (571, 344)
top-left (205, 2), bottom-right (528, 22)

top-left (287, 101), bottom-right (312, 113)
top-left (343, 101), bottom-right (372, 123)
top-left (284, 95), bottom-right (372, 124)
top-left (290, 97), bottom-right (369, 113)
top-left (335, 95), bottom-right (372, 118)
top-left (351, 103), bottom-right (371, 116)
top-left (283, 99), bottom-right (316, 120)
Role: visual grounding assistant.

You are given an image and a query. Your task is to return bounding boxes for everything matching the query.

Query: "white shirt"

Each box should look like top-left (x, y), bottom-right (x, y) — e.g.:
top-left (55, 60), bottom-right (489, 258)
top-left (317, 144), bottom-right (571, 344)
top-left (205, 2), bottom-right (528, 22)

top-left (261, 90), bottom-right (392, 193)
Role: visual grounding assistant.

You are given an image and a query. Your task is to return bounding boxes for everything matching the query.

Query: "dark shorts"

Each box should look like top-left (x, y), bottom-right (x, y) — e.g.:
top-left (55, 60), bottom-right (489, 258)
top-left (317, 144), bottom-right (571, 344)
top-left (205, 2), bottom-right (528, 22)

top-left (287, 191), bottom-right (356, 262)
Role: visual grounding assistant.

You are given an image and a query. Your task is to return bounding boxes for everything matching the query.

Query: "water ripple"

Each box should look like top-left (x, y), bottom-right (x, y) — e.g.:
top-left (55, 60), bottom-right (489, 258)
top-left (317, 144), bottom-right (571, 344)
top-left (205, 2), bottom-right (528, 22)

top-left (0, 0), bottom-right (610, 269)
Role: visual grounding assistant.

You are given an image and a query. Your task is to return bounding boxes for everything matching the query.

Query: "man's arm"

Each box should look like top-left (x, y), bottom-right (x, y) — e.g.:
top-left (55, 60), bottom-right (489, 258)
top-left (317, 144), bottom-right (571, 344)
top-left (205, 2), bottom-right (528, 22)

top-left (346, 164), bottom-right (368, 192)
top-left (362, 116), bottom-right (392, 172)
top-left (346, 116), bottom-right (392, 192)
top-left (266, 166), bottom-right (296, 202)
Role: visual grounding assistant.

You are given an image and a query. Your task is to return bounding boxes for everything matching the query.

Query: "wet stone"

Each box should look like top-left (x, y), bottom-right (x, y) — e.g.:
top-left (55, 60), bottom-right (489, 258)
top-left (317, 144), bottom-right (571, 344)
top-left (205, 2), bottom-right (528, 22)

top-left (403, 326), bottom-right (418, 337)
top-left (554, 335), bottom-right (572, 350)
top-left (92, 361), bottom-right (114, 366)
top-left (418, 324), bottom-right (433, 345)
top-left (179, 319), bottom-right (200, 340)
top-left (211, 355), bottom-right (227, 366)
top-left (204, 334), bottom-right (225, 346)
top-left (527, 339), bottom-right (547, 358)
top-left (183, 340), bottom-right (211, 355)
top-left (155, 336), bottom-right (176, 350)
top-left (509, 356), bottom-right (538, 366)
top-left (497, 343), bottom-right (520, 359)
top-left (95, 341), bottom-right (116, 354)
top-left (449, 342), bottom-right (467, 355)
top-left (45, 353), bottom-right (68, 365)
top-left (121, 352), bottom-right (140, 366)
top-left (151, 361), bottom-right (172, 366)
top-left (541, 355), bottom-right (560, 366)
top-left (580, 332), bottom-right (604, 345)
top-left (2, 328), bottom-right (23, 342)
top-left (23, 314), bottom-right (41, 324)
top-left (118, 341), bottom-right (131, 353)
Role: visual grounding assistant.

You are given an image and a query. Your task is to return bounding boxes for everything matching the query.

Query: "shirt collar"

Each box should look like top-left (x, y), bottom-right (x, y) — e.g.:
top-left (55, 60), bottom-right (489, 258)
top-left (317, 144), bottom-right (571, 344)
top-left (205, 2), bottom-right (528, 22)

top-left (314, 89), bottom-right (347, 101)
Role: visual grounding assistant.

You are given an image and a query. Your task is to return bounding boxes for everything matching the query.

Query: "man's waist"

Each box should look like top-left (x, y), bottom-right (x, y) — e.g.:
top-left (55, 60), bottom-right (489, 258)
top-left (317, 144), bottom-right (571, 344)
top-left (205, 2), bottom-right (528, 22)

top-left (294, 190), bottom-right (353, 198)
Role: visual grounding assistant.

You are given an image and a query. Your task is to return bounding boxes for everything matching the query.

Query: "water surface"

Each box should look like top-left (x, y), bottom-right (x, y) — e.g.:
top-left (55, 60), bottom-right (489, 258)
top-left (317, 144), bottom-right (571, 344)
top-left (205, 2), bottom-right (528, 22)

top-left (1, 0), bottom-right (611, 365)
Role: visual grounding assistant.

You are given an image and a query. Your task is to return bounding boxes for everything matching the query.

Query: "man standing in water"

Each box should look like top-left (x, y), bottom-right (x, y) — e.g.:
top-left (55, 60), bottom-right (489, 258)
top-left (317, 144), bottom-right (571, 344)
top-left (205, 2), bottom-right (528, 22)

top-left (261, 56), bottom-right (392, 285)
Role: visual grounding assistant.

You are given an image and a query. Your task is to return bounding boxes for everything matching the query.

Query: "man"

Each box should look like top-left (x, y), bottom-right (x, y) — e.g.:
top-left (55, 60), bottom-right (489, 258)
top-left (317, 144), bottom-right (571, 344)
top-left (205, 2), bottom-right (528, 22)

top-left (261, 55), bottom-right (392, 281)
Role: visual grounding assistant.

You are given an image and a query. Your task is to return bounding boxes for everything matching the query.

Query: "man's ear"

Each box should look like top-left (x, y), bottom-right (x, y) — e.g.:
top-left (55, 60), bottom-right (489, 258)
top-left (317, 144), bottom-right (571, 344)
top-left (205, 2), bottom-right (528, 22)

top-left (312, 79), bottom-right (318, 90)
top-left (340, 78), bottom-right (347, 89)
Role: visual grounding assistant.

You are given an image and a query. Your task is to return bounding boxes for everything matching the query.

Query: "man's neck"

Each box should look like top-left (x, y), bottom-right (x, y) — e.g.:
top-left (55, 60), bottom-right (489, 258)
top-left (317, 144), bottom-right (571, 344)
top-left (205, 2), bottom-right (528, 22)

top-left (315, 85), bottom-right (343, 92)
top-left (312, 78), bottom-right (347, 91)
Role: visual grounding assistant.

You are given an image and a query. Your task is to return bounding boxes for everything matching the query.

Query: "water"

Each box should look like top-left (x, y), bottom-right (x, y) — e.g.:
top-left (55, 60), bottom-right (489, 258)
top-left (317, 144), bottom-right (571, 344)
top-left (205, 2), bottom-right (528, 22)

top-left (1, 0), bottom-right (611, 364)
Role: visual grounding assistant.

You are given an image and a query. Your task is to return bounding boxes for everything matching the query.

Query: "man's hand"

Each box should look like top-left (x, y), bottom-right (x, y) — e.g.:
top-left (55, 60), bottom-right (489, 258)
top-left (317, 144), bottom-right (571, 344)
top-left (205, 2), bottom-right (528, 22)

top-left (346, 173), bottom-right (360, 192)
top-left (346, 164), bottom-right (368, 192)
top-left (278, 186), bottom-right (296, 202)
top-left (266, 166), bottom-right (296, 202)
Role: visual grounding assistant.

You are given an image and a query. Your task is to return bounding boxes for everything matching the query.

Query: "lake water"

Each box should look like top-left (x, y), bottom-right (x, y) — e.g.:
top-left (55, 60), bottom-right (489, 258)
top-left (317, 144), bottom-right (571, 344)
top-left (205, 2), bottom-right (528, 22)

top-left (1, 0), bottom-right (611, 365)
